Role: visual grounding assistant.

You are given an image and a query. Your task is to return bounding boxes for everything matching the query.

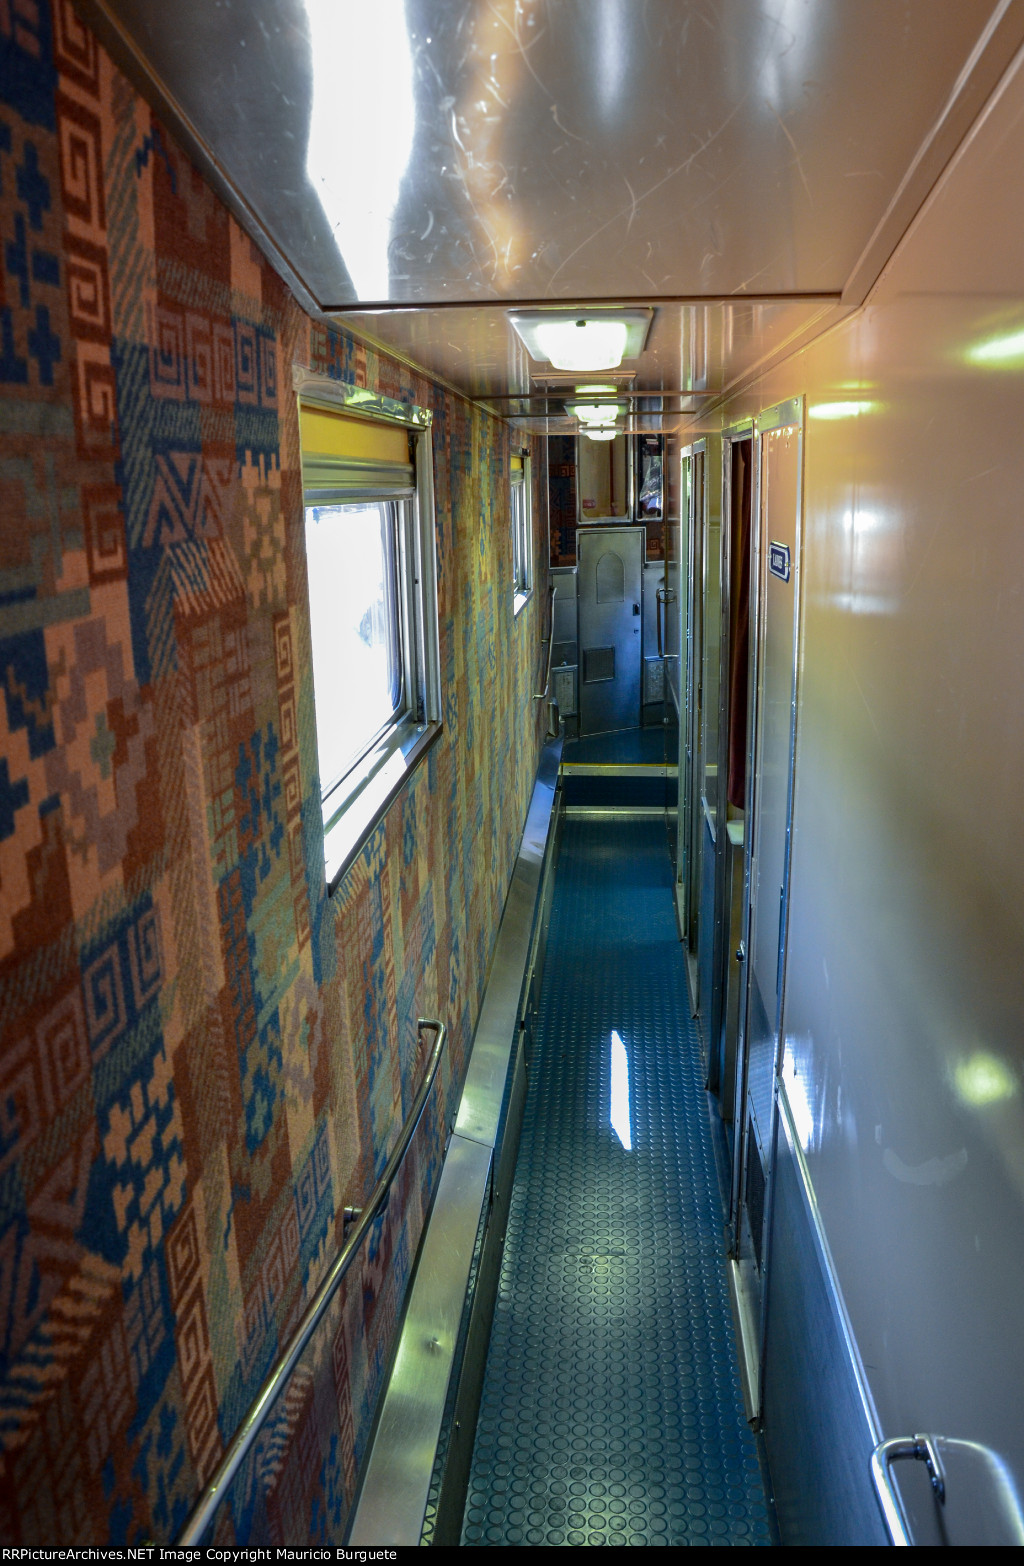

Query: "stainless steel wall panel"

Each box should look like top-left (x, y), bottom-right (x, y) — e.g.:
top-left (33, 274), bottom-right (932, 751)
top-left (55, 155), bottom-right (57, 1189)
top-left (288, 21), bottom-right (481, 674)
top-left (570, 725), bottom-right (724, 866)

top-left (348, 1132), bottom-right (493, 1547)
top-left (716, 42), bottom-right (1024, 1532)
top-left (764, 1098), bottom-right (888, 1546)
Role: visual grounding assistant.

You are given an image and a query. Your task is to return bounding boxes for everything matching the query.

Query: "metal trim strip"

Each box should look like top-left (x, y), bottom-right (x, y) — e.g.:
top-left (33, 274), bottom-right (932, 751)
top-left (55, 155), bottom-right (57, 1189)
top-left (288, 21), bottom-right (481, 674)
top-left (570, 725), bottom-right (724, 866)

top-left (755, 396), bottom-right (803, 435)
top-left (347, 739), bottom-right (563, 1544)
top-left (293, 368), bottom-right (432, 428)
top-left (347, 1132), bottom-right (494, 1547)
top-left (776, 1080), bottom-right (883, 1447)
top-left (560, 762), bottom-right (676, 778)
top-left (325, 721), bottom-right (443, 896)
top-left (563, 804), bottom-right (666, 818)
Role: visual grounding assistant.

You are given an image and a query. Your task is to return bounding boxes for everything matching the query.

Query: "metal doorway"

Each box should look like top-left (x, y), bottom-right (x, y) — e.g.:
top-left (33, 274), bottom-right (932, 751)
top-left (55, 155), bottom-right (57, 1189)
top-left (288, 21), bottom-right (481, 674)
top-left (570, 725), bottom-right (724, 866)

top-left (577, 526), bottom-right (644, 736)
top-left (729, 396), bottom-right (804, 1418)
top-left (676, 446), bottom-right (705, 988)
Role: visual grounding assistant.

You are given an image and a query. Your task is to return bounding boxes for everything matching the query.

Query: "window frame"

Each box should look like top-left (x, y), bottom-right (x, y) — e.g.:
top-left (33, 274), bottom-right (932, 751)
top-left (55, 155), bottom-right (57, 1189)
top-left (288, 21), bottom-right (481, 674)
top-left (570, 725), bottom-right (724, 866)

top-left (511, 450), bottom-right (533, 617)
top-left (295, 369), bottom-right (442, 894)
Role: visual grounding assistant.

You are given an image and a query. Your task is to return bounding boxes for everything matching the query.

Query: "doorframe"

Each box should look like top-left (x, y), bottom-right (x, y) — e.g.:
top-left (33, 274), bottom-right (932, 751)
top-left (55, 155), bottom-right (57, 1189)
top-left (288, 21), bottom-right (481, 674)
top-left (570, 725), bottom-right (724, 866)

top-left (708, 418), bottom-right (755, 1102)
top-left (676, 440), bottom-right (705, 998)
top-left (728, 394), bottom-right (805, 1423)
top-left (575, 523), bottom-right (646, 737)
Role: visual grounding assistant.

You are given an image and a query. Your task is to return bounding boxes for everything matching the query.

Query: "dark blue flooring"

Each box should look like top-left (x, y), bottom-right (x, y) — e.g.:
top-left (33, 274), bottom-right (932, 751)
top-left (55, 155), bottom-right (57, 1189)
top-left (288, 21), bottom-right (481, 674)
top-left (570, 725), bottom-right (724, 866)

top-left (461, 815), bottom-right (773, 1546)
top-left (562, 724), bottom-right (668, 765)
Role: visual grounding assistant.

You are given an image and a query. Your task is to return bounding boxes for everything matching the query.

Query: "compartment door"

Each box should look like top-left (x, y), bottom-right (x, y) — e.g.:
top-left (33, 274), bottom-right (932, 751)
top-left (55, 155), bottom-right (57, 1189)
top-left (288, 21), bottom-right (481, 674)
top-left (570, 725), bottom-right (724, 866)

top-left (577, 527), bottom-right (644, 736)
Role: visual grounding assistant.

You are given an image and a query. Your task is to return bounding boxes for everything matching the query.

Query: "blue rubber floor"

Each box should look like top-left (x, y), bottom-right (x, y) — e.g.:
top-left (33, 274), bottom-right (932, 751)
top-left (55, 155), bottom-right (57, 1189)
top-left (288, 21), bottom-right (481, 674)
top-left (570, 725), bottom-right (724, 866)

top-left (461, 815), bottom-right (774, 1547)
top-left (561, 724), bottom-right (668, 765)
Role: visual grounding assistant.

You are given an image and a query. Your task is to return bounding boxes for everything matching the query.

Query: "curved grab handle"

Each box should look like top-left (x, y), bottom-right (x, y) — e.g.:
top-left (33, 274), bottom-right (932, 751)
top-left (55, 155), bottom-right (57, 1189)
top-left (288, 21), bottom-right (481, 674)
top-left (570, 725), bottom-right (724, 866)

top-left (655, 584), bottom-right (675, 660)
top-left (178, 1018), bottom-right (448, 1545)
top-left (533, 583), bottom-right (557, 701)
top-left (871, 1434), bottom-right (946, 1546)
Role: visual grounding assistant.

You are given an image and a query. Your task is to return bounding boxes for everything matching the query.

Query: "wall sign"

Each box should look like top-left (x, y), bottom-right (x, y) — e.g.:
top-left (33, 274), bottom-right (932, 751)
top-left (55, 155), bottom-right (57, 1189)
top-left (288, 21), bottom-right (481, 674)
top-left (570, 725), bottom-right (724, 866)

top-left (768, 541), bottom-right (791, 582)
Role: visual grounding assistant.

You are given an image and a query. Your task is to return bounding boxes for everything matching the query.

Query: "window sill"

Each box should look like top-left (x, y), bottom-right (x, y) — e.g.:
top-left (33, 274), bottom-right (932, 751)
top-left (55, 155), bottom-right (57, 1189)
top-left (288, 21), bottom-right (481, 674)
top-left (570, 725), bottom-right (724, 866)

top-left (513, 588), bottom-right (532, 618)
top-left (323, 718), bottom-right (442, 894)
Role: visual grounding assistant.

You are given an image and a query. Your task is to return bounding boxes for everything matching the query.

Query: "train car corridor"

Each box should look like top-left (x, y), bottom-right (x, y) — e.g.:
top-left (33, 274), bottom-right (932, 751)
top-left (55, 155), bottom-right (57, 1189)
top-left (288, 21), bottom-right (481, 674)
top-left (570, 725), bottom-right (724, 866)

top-left (460, 811), bottom-right (774, 1546)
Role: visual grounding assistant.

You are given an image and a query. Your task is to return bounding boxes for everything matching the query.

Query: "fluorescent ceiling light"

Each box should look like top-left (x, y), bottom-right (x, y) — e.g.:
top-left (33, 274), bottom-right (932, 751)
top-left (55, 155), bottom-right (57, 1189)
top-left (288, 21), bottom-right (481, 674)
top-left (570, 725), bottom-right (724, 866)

top-left (568, 400), bottom-right (628, 425)
top-left (584, 428), bottom-right (618, 441)
top-left (509, 309), bottom-right (652, 371)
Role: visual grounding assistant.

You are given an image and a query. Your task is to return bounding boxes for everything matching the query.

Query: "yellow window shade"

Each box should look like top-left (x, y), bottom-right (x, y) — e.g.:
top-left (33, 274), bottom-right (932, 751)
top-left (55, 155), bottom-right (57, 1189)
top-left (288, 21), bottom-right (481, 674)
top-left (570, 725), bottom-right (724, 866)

top-left (301, 405), bottom-right (410, 466)
top-left (300, 402), bottom-right (415, 499)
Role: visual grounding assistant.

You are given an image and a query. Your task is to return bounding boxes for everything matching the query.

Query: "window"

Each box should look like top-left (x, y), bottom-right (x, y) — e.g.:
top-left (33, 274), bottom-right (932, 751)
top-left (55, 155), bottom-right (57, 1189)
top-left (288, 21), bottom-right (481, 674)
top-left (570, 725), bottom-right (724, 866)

top-left (511, 451), bottom-right (532, 615)
top-left (298, 378), bottom-right (441, 892)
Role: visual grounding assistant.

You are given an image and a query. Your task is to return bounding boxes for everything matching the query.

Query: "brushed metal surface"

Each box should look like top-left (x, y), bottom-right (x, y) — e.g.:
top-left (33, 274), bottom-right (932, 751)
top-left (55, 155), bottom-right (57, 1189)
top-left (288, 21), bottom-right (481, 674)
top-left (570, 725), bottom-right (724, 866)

top-left (92, 0), bottom-right (1000, 305)
top-left (83, 0), bottom-right (1024, 420)
top-left (347, 1132), bottom-right (492, 1547)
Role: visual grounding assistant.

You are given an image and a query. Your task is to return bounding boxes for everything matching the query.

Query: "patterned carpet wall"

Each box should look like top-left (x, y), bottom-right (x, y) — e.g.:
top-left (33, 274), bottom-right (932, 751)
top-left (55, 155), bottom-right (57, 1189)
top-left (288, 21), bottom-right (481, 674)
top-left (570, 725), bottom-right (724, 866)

top-left (0, 1), bottom-right (547, 1543)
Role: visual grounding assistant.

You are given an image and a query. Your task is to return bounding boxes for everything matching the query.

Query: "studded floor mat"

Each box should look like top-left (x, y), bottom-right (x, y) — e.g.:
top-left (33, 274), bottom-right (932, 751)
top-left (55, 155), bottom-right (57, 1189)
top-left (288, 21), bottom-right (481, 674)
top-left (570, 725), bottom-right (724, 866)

top-left (461, 814), bottom-right (774, 1546)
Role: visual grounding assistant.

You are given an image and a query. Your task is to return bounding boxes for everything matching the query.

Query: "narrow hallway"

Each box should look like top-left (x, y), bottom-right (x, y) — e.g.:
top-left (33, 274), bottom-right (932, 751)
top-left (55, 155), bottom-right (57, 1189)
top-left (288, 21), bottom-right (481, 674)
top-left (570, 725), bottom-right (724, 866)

top-left (460, 814), bottom-right (774, 1546)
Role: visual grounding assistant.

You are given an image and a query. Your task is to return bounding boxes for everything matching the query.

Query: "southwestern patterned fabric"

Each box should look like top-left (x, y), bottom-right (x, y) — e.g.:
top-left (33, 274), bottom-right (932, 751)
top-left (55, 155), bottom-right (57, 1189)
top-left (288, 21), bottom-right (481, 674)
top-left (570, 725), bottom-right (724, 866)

top-left (0, 0), bottom-right (546, 1543)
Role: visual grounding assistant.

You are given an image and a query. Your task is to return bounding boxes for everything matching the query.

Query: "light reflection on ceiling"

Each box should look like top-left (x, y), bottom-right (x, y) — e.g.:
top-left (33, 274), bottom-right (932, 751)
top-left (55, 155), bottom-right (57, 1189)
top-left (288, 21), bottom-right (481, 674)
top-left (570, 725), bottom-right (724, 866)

top-left (84, 0), bottom-right (1023, 422)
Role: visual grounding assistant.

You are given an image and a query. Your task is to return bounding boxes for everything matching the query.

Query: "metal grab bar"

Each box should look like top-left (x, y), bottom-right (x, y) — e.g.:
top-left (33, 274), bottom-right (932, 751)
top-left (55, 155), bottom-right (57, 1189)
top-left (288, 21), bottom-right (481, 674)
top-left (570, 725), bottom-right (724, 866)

top-left (178, 1018), bottom-right (448, 1545)
top-left (533, 584), bottom-right (557, 700)
top-left (871, 1434), bottom-right (946, 1545)
top-left (655, 583), bottom-right (675, 659)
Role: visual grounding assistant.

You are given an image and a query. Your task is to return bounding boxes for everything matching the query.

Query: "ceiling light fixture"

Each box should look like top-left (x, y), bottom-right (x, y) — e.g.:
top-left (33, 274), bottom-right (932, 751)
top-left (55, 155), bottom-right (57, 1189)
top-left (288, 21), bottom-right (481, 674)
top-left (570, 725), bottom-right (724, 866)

top-left (509, 309), bottom-right (652, 372)
top-left (584, 428), bottom-right (617, 441)
top-left (568, 400), bottom-right (628, 426)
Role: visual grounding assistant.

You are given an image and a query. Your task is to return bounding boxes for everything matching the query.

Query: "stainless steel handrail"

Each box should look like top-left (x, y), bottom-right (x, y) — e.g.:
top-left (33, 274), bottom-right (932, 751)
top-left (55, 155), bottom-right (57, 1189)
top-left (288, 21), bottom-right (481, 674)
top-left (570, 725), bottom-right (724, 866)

top-left (871, 1434), bottom-right (946, 1546)
top-left (533, 584), bottom-right (557, 700)
top-left (655, 583), bottom-right (675, 659)
top-left (177, 1018), bottom-right (448, 1545)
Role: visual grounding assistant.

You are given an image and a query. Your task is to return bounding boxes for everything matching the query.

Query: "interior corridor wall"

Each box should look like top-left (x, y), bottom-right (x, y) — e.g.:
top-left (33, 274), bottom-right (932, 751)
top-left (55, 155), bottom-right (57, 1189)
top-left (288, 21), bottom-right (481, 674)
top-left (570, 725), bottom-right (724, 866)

top-left (710, 44), bottom-right (1024, 1499)
top-left (0, 1), bottom-right (547, 1542)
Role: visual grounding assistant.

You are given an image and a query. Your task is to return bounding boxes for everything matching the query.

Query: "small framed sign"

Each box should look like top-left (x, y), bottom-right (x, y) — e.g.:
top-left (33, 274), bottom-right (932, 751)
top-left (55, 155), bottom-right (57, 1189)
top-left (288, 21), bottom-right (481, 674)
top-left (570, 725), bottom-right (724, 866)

top-left (768, 541), bottom-right (791, 582)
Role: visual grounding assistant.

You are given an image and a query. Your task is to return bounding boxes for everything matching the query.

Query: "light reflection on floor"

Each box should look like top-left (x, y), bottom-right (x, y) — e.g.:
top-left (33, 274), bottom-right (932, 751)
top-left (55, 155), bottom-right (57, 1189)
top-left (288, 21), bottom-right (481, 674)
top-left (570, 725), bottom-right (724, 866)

top-left (610, 1029), bottom-right (632, 1150)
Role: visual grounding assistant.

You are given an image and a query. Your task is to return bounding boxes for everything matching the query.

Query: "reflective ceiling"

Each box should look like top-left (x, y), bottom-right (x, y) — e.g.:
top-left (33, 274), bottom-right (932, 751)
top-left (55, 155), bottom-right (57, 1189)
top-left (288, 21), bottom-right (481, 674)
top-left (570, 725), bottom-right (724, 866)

top-left (87, 0), bottom-right (1023, 423)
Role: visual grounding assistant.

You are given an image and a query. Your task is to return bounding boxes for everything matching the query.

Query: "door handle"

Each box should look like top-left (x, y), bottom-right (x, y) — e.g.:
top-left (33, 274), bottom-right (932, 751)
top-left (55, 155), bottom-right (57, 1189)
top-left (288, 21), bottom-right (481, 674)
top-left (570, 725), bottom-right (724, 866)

top-left (871, 1435), bottom-right (945, 1546)
top-left (872, 1432), bottom-right (1024, 1546)
top-left (656, 588), bottom-right (665, 657)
